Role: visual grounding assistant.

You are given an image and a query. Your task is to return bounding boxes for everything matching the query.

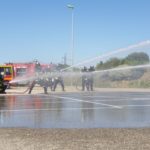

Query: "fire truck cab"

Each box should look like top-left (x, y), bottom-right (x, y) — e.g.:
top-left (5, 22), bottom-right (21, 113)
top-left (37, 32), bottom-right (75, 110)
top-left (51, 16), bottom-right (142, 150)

top-left (0, 65), bottom-right (14, 84)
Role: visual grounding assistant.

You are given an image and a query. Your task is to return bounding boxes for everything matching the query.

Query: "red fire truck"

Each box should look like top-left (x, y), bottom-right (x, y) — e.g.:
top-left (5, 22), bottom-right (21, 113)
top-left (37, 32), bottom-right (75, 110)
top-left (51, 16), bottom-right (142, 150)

top-left (0, 62), bottom-right (52, 85)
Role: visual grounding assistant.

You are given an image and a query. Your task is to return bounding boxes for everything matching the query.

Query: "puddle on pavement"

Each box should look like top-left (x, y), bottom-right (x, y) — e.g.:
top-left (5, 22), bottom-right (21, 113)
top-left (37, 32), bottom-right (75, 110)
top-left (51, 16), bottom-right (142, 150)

top-left (0, 93), bottom-right (150, 128)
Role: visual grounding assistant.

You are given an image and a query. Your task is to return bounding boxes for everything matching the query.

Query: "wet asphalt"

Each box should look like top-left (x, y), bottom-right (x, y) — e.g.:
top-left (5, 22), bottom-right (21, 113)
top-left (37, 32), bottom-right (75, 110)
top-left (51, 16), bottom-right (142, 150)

top-left (0, 91), bottom-right (150, 128)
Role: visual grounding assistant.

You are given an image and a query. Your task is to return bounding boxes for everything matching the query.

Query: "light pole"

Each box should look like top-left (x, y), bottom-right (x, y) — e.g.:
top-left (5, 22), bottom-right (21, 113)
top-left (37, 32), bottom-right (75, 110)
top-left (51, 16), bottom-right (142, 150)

top-left (67, 4), bottom-right (74, 67)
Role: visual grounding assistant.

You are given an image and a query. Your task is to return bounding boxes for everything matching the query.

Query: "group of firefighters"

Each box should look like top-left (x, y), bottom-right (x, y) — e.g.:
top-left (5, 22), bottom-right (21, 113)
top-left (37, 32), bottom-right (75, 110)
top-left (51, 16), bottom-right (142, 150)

top-left (0, 61), bottom-right (95, 94)
top-left (28, 63), bottom-right (95, 94)
top-left (28, 61), bottom-right (65, 94)
top-left (81, 66), bottom-right (95, 91)
top-left (28, 74), bottom-right (65, 94)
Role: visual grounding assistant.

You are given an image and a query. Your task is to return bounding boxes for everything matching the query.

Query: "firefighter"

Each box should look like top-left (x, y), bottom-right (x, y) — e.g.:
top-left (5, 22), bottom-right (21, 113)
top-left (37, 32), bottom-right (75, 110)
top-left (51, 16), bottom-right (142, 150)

top-left (45, 67), bottom-right (55, 91)
top-left (28, 77), bottom-right (48, 94)
top-left (53, 75), bottom-right (65, 91)
top-left (88, 66), bottom-right (95, 91)
top-left (38, 76), bottom-right (48, 94)
top-left (0, 74), bottom-right (7, 94)
top-left (81, 66), bottom-right (95, 91)
top-left (28, 65), bottom-right (48, 94)
top-left (35, 60), bottom-right (42, 73)
top-left (48, 77), bottom-right (55, 91)
top-left (28, 80), bottom-right (36, 94)
top-left (81, 66), bottom-right (89, 91)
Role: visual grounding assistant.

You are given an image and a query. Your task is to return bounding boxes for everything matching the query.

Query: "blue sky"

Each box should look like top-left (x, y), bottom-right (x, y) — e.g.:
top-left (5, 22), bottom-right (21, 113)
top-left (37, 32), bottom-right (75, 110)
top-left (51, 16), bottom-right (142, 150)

top-left (0, 0), bottom-right (150, 64)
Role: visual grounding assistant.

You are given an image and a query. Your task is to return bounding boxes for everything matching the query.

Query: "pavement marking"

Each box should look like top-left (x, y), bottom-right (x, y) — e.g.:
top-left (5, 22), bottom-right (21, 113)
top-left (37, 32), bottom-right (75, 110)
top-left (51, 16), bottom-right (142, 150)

top-left (83, 95), bottom-right (118, 98)
top-left (51, 95), bottom-right (122, 109)
top-left (130, 98), bottom-right (150, 100)
top-left (83, 95), bottom-right (150, 99)
top-left (90, 98), bottom-right (150, 102)
top-left (119, 105), bottom-right (150, 107)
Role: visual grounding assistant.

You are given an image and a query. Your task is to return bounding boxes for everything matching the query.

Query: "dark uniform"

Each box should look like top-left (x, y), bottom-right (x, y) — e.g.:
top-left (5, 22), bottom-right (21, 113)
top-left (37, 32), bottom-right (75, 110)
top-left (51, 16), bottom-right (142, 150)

top-left (38, 77), bottom-right (48, 94)
top-left (28, 62), bottom-right (48, 94)
top-left (0, 75), bottom-right (7, 94)
top-left (28, 77), bottom-right (48, 94)
top-left (88, 66), bottom-right (95, 91)
top-left (81, 67), bottom-right (88, 91)
top-left (81, 66), bottom-right (95, 91)
top-left (35, 61), bottom-right (42, 73)
top-left (53, 76), bottom-right (65, 91)
top-left (28, 80), bottom-right (36, 94)
top-left (48, 77), bottom-right (55, 91)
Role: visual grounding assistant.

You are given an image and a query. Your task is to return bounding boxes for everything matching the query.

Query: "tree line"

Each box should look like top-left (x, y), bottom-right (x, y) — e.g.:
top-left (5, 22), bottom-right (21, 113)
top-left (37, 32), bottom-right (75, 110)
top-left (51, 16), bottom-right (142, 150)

top-left (96, 52), bottom-right (150, 70)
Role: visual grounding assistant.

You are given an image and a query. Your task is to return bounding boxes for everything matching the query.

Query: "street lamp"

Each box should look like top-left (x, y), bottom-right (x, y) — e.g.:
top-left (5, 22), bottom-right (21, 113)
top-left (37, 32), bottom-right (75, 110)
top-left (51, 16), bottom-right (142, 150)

top-left (67, 4), bottom-right (74, 67)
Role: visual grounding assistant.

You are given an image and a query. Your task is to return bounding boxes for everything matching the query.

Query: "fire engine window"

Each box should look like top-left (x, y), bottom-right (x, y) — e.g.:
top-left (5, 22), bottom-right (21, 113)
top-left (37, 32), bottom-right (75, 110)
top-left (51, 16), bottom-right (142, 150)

top-left (0, 68), bottom-right (4, 75)
top-left (16, 68), bottom-right (27, 77)
top-left (5, 68), bottom-right (11, 75)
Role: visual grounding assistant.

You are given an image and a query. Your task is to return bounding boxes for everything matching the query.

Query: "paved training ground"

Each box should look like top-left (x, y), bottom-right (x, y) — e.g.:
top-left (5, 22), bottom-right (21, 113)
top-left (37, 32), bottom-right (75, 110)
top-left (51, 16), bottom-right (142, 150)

top-left (0, 91), bottom-right (150, 128)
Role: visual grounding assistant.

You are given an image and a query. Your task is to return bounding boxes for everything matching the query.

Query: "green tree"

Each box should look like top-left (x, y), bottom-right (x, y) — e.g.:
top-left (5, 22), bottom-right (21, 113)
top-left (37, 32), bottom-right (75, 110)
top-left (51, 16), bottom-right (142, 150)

top-left (57, 63), bottom-right (69, 70)
top-left (124, 52), bottom-right (149, 65)
top-left (96, 58), bottom-right (121, 70)
top-left (104, 57), bottom-right (121, 69)
top-left (96, 52), bottom-right (149, 70)
top-left (96, 61), bottom-right (104, 70)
